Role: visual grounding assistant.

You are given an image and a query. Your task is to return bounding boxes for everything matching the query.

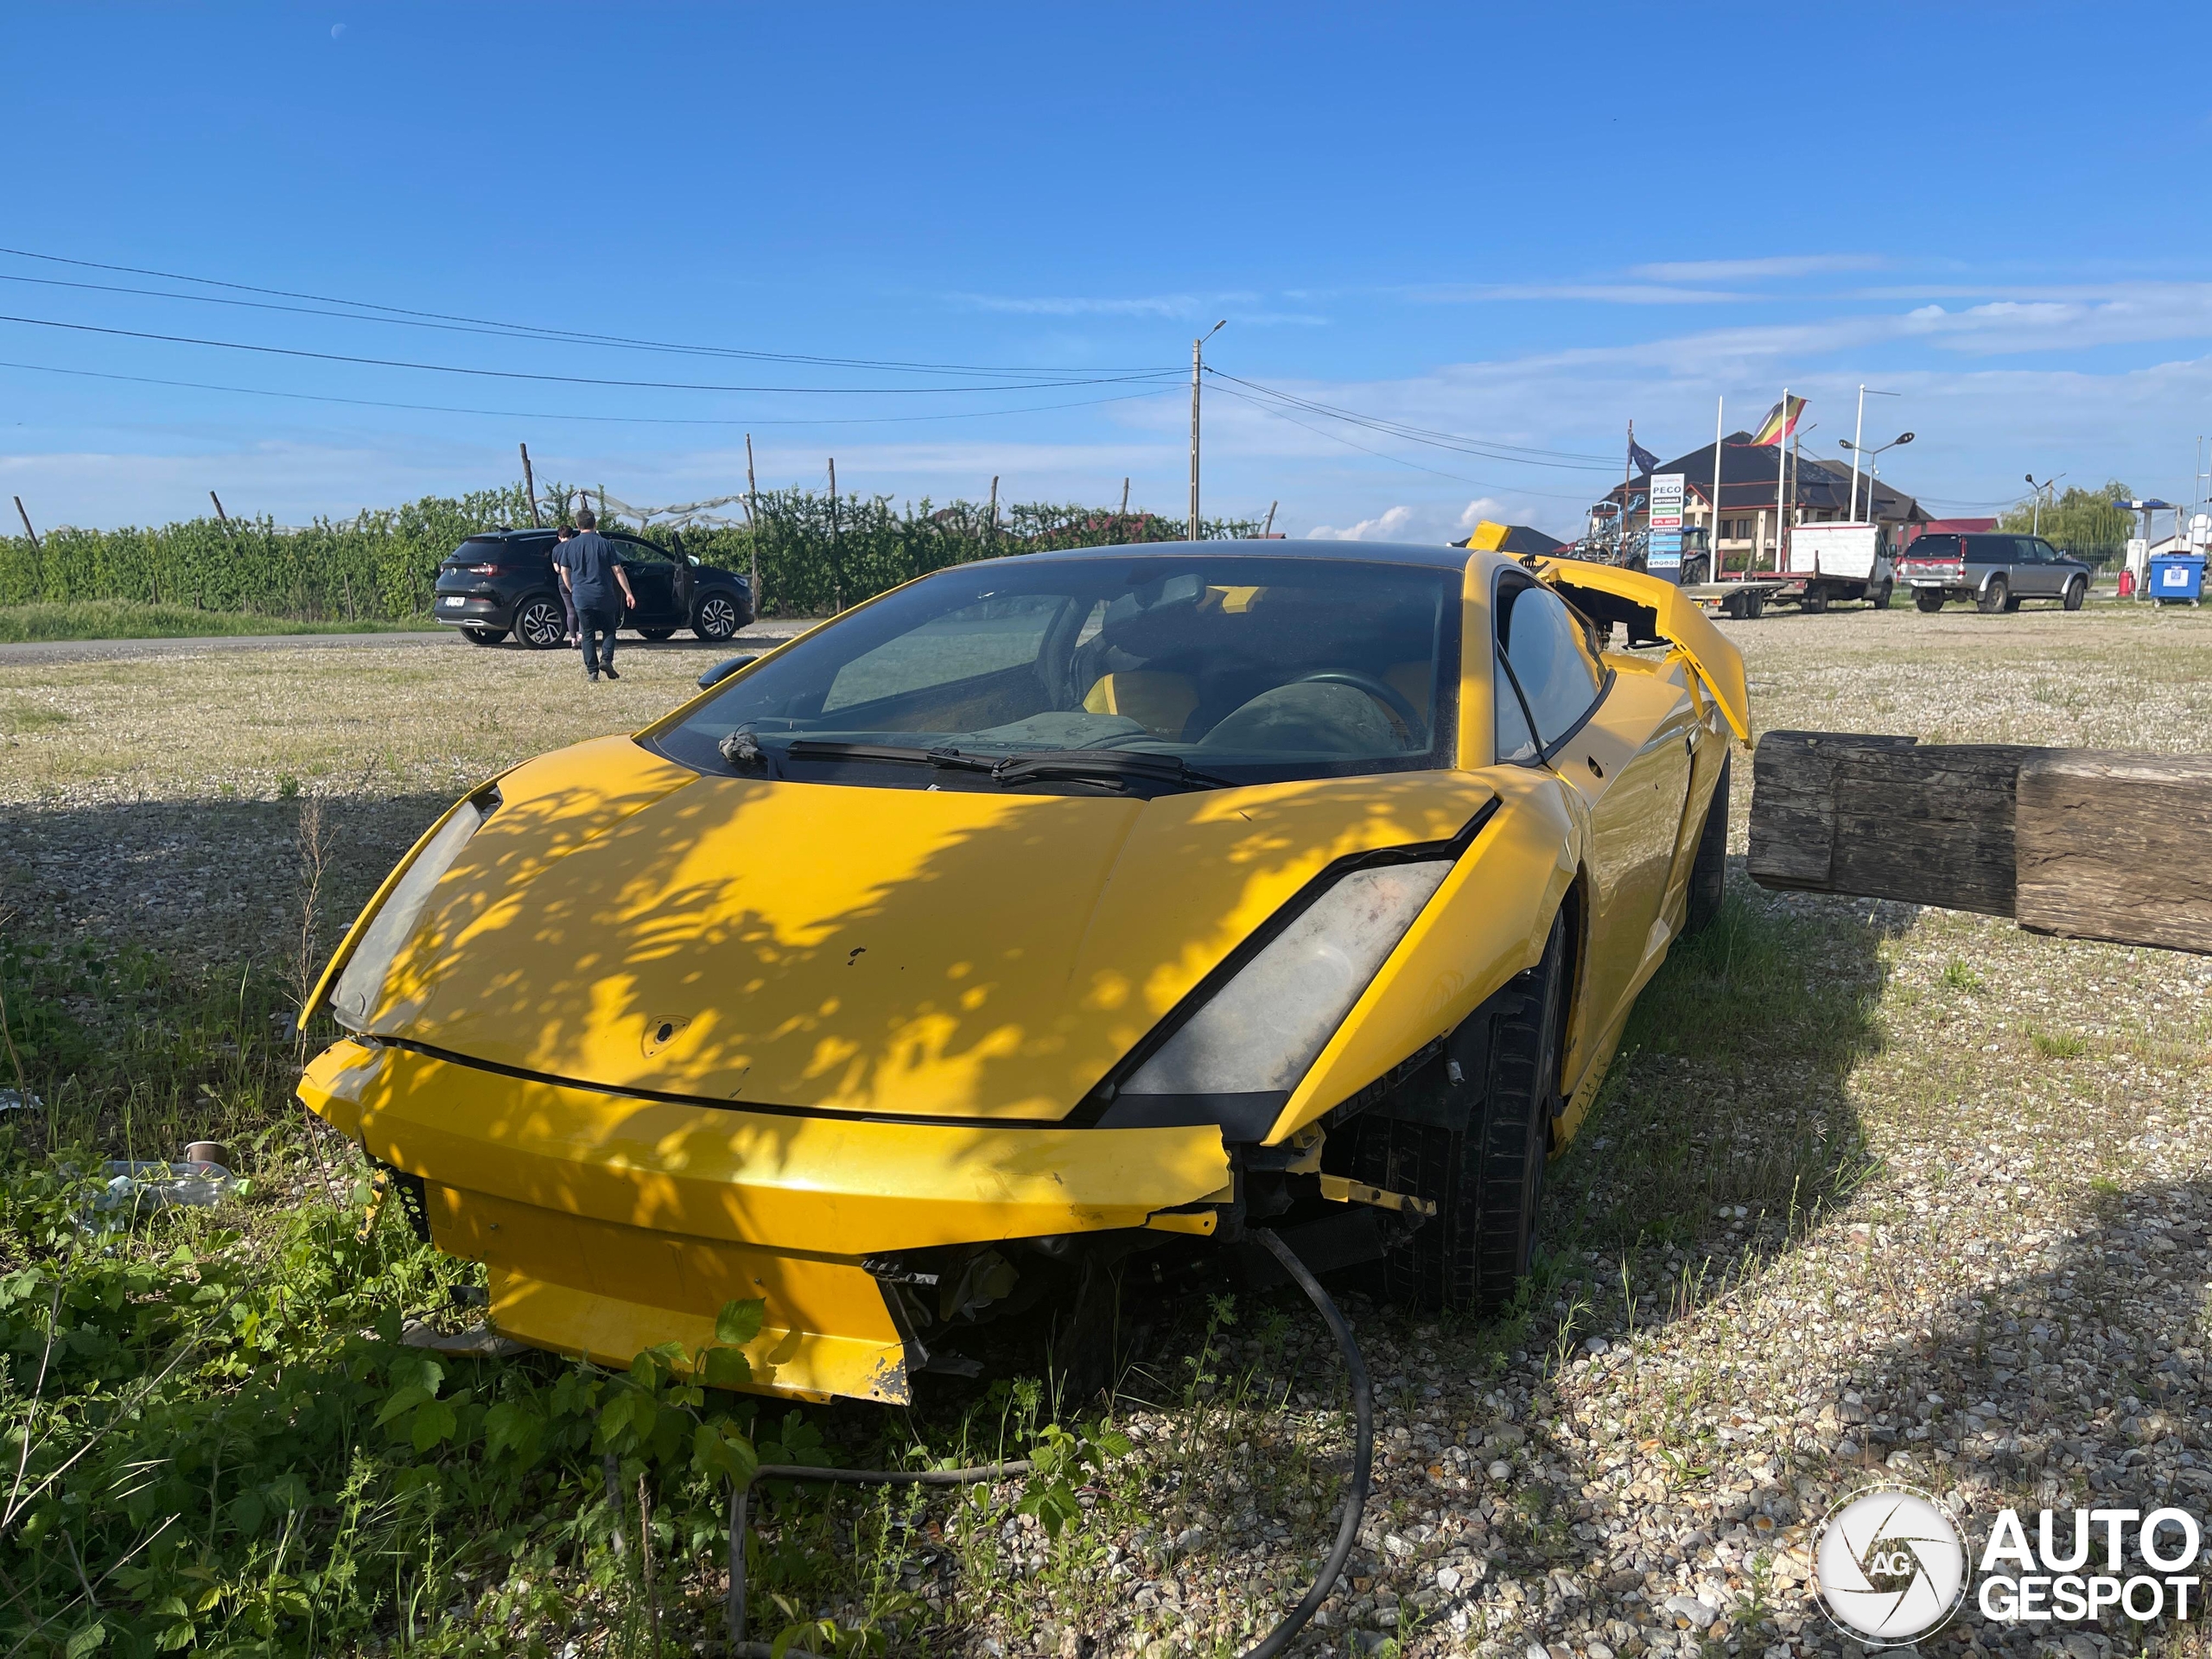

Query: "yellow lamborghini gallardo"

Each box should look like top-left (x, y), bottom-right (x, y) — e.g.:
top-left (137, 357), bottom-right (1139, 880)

top-left (299, 543), bottom-right (1746, 1404)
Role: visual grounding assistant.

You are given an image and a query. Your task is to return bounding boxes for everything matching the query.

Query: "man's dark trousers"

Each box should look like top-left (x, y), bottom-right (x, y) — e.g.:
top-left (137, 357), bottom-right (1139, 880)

top-left (578, 607), bottom-right (620, 674)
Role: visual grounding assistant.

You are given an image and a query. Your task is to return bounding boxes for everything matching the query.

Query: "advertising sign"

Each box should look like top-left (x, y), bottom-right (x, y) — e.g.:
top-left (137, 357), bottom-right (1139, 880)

top-left (1647, 474), bottom-right (1687, 580)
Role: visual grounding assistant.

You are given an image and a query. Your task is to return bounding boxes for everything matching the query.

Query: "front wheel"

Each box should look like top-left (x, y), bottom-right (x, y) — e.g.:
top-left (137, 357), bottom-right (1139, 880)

top-left (1351, 912), bottom-right (1567, 1313)
top-left (1872, 580), bottom-right (1894, 611)
top-left (1979, 576), bottom-right (2010, 614)
top-left (693, 591), bottom-right (742, 641)
top-left (1915, 588), bottom-right (1945, 613)
top-left (2063, 577), bottom-right (2086, 612)
top-left (1684, 753), bottom-right (1730, 938)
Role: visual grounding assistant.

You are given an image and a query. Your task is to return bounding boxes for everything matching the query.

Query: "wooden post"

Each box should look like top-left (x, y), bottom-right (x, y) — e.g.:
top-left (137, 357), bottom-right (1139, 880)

top-left (1262, 500), bottom-right (1278, 537)
top-left (987, 475), bottom-right (998, 546)
top-left (827, 457), bottom-right (841, 614)
top-left (209, 491), bottom-right (229, 524)
top-left (519, 443), bottom-right (543, 527)
top-left (2016, 753), bottom-right (2212, 954)
top-left (745, 433), bottom-right (760, 612)
top-left (13, 496), bottom-right (38, 550)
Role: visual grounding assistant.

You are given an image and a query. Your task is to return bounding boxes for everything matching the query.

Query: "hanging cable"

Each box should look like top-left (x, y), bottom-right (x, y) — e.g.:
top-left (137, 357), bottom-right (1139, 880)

top-left (0, 245), bottom-right (1166, 378)
top-left (0, 312), bottom-right (1181, 396)
top-left (1209, 370), bottom-right (1618, 468)
top-left (722, 1227), bottom-right (1371, 1659)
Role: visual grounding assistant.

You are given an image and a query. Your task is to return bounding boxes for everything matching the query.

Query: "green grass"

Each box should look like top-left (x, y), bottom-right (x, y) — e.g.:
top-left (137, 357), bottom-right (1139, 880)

top-left (0, 601), bottom-right (441, 644)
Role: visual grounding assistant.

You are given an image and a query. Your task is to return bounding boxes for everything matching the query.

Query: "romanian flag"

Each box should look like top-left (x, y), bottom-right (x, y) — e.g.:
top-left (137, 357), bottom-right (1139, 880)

top-left (1751, 394), bottom-right (1807, 447)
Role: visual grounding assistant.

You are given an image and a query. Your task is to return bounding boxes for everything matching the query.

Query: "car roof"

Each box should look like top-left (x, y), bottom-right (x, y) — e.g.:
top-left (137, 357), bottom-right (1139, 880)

top-left (459, 526), bottom-right (662, 543)
top-left (1005, 537), bottom-right (1482, 571)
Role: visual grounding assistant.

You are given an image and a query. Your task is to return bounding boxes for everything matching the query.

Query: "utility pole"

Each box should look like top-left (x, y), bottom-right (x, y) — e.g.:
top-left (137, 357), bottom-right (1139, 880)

top-left (1189, 320), bottom-right (1225, 540)
top-left (519, 443), bottom-right (543, 527)
top-left (1772, 385), bottom-right (1790, 576)
top-left (745, 434), bottom-right (760, 608)
top-left (1848, 386), bottom-right (1866, 521)
top-left (1262, 500), bottom-right (1277, 537)
top-left (987, 474), bottom-right (999, 545)
top-left (209, 491), bottom-right (229, 523)
top-left (13, 495), bottom-right (38, 550)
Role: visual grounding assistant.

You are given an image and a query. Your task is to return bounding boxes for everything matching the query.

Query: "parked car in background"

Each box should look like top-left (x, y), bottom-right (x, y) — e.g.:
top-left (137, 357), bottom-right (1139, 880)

top-left (1896, 532), bottom-right (2090, 614)
top-left (433, 528), bottom-right (755, 648)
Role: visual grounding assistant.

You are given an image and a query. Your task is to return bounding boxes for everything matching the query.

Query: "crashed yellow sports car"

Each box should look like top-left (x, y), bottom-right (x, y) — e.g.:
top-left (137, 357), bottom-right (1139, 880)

top-left (298, 542), bottom-right (1745, 1404)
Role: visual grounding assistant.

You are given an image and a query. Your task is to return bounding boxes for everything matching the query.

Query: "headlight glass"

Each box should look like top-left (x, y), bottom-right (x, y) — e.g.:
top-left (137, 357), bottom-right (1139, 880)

top-left (1121, 858), bottom-right (1452, 1099)
top-left (329, 800), bottom-right (487, 1032)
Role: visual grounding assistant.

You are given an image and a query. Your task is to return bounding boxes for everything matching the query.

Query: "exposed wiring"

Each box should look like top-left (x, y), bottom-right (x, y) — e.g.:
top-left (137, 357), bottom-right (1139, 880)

top-left (722, 1226), bottom-right (1372, 1659)
top-left (0, 312), bottom-right (1182, 397)
top-left (0, 356), bottom-right (1183, 429)
top-left (0, 245), bottom-right (1167, 379)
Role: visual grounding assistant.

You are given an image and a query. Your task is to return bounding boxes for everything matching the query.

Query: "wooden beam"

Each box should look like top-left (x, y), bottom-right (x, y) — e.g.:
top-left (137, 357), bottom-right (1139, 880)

top-left (1745, 731), bottom-right (1920, 891)
top-left (1750, 734), bottom-right (2212, 956)
top-left (2017, 752), bottom-right (2212, 955)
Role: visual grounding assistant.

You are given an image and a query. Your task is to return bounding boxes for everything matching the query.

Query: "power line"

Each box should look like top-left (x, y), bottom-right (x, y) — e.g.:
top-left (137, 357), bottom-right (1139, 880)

top-left (0, 245), bottom-right (1164, 379)
top-left (1207, 370), bottom-right (1618, 469)
top-left (0, 311), bottom-right (1182, 396)
top-left (0, 357), bottom-right (1186, 428)
top-left (1205, 379), bottom-right (1601, 502)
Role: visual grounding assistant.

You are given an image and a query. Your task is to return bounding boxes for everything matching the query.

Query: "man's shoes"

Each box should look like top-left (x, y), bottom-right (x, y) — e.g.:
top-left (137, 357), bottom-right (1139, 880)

top-left (586, 671), bottom-right (600, 683)
top-left (601, 666), bottom-right (620, 680)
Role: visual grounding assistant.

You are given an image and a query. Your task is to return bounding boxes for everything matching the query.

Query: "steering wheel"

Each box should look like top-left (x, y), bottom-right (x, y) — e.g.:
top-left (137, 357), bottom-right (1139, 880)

top-left (1293, 671), bottom-right (1423, 742)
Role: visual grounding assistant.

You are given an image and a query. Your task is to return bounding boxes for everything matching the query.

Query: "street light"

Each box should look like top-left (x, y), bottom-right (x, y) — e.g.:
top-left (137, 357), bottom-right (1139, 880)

top-left (1190, 320), bottom-right (1226, 540)
top-left (1839, 431), bottom-right (1915, 520)
top-left (2024, 472), bottom-right (2065, 536)
top-left (1846, 386), bottom-right (1902, 520)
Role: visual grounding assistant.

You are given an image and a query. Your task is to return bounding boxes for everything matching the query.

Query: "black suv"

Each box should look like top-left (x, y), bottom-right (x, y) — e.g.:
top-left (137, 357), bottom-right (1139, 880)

top-left (432, 528), bottom-right (755, 648)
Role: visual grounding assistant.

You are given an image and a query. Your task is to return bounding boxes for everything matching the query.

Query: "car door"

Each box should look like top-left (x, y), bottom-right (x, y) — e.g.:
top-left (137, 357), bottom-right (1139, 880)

top-left (2006, 536), bottom-right (2050, 596)
top-left (1496, 575), bottom-right (1694, 1078)
top-left (613, 537), bottom-right (677, 626)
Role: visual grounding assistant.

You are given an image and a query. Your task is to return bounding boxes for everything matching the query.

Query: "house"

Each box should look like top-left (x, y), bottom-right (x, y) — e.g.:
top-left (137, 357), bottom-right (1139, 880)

top-left (1450, 520), bottom-right (1566, 556)
top-left (1603, 432), bottom-right (1929, 571)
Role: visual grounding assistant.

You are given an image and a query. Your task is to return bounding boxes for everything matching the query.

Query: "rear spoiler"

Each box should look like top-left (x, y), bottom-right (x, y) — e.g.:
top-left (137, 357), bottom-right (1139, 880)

top-left (1527, 559), bottom-right (1751, 741)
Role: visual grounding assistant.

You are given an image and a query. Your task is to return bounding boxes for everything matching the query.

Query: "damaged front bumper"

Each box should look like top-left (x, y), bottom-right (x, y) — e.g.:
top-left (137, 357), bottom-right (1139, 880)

top-left (298, 1038), bottom-right (1234, 1404)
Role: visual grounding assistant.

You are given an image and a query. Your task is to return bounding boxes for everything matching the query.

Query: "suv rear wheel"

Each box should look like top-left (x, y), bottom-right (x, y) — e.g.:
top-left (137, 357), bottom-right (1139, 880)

top-left (694, 592), bottom-right (742, 641)
top-left (1351, 912), bottom-right (1567, 1313)
top-left (1978, 575), bottom-right (2010, 614)
top-left (461, 626), bottom-right (508, 646)
top-left (513, 594), bottom-right (568, 650)
top-left (1915, 589), bottom-right (1945, 613)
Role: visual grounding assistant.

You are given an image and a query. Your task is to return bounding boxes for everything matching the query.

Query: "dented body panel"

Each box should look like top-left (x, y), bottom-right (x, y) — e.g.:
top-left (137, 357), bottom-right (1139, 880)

top-left (299, 540), bottom-right (1741, 1401)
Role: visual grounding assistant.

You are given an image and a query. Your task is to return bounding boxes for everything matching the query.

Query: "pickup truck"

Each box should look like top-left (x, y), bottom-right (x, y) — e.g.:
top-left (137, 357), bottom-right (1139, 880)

top-left (1896, 532), bottom-right (2091, 614)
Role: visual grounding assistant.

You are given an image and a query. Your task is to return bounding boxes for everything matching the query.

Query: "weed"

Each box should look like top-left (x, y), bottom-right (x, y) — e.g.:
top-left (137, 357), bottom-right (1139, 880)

top-left (2031, 1030), bottom-right (2088, 1059)
top-left (1942, 959), bottom-right (1983, 992)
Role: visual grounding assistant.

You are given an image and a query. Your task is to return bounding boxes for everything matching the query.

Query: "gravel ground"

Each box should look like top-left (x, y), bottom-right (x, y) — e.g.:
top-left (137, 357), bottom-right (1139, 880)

top-left (4, 598), bottom-right (2212, 1656)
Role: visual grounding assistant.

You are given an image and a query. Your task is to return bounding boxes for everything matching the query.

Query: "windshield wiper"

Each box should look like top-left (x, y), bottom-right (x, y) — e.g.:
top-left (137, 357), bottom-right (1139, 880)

top-left (987, 749), bottom-right (1237, 792)
top-left (782, 740), bottom-right (996, 772)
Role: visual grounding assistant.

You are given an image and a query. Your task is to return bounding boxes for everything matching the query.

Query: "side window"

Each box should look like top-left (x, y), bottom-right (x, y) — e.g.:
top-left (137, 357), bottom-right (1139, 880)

top-left (617, 538), bottom-right (671, 564)
top-left (1497, 582), bottom-right (1604, 751)
top-left (1967, 536), bottom-right (2012, 563)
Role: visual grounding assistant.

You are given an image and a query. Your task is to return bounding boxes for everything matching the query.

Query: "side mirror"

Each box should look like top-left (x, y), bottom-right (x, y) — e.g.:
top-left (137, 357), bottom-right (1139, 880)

top-left (687, 554), bottom-right (702, 567)
top-left (696, 655), bottom-right (757, 690)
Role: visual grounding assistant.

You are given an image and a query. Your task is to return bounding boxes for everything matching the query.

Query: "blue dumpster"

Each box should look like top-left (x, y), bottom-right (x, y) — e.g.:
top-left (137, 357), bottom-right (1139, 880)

top-left (2148, 553), bottom-right (2205, 605)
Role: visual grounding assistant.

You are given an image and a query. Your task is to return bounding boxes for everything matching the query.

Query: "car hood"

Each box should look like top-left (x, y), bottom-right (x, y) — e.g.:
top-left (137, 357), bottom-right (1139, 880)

top-left (353, 736), bottom-right (1495, 1120)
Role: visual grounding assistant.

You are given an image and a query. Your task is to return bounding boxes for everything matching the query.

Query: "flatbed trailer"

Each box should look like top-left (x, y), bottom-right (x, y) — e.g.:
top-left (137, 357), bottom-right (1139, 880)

top-left (1679, 578), bottom-right (1794, 619)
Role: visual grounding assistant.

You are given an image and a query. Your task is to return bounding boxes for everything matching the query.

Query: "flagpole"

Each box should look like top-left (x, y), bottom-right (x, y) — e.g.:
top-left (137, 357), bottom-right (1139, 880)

top-left (1712, 396), bottom-right (1725, 584)
top-left (1773, 387), bottom-right (1789, 578)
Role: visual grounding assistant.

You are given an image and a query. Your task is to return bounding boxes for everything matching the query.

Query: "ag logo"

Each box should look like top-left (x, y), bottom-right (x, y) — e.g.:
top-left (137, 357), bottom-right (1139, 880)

top-left (1815, 1484), bottom-right (1968, 1645)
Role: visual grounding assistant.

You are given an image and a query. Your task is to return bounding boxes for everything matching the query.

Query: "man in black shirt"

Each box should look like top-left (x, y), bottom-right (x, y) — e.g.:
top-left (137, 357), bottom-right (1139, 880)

top-left (553, 509), bottom-right (635, 681)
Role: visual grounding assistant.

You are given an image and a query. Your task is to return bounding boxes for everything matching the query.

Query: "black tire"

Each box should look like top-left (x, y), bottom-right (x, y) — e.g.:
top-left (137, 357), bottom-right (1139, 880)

top-left (1351, 913), bottom-right (1567, 1313)
top-left (638, 627), bottom-right (676, 642)
top-left (1743, 588), bottom-right (1765, 620)
top-left (1684, 752), bottom-right (1729, 938)
top-left (461, 626), bottom-right (509, 646)
top-left (1872, 580), bottom-right (1894, 611)
top-left (2063, 577), bottom-right (2086, 612)
top-left (1979, 575), bottom-right (2009, 615)
top-left (1681, 556), bottom-right (1709, 587)
top-left (1801, 586), bottom-right (1828, 614)
top-left (512, 595), bottom-right (568, 650)
top-left (1915, 588), bottom-right (1945, 613)
top-left (693, 590), bottom-right (742, 641)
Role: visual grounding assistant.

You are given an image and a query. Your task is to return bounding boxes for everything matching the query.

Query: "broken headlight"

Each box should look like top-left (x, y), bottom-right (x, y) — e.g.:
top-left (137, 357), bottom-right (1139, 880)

top-left (327, 794), bottom-right (493, 1032)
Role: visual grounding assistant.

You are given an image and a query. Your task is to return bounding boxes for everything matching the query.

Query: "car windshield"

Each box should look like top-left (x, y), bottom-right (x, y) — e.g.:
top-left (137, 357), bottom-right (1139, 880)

top-left (648, 554), bottom-right (1460, 791)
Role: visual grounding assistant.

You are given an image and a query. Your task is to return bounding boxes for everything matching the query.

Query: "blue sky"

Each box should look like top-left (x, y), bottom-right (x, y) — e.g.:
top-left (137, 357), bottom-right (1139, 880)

top-left (5, 2), bottom-right (2211, 540)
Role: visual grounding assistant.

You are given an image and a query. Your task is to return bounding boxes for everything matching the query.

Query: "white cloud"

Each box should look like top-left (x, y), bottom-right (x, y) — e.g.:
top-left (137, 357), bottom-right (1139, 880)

top-left (1456, 497), bottom-right (1505, 528)
top-left (1307, 505), bottom-right (1419, 541)
top-left (1630, 254), bottom-right (1886, 282)
top-left (1411, 283), bottom-right (1745, 305)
